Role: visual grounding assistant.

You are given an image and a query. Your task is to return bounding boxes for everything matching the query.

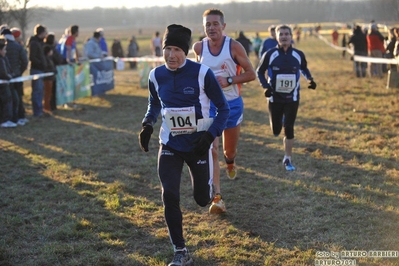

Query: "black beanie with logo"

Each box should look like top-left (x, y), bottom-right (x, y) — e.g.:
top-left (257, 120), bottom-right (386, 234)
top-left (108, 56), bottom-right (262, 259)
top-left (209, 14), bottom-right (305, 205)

top-left (162, 24), bottom-right (191, 55)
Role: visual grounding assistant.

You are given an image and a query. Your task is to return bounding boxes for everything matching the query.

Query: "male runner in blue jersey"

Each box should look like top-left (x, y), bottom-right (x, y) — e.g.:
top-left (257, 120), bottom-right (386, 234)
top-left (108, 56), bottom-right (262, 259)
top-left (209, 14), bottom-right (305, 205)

top-left (257, 24), bottom-right (317, 171)
top-left (139, 24), bottom-right (229, 266)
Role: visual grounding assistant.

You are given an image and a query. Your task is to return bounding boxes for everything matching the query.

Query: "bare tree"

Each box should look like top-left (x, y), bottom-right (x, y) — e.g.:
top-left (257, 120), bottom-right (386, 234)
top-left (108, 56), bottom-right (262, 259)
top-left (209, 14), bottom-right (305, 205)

top-left (8, 0), bottom-right (38, 42)
top-left (0, 0), bottom-right (12, 26)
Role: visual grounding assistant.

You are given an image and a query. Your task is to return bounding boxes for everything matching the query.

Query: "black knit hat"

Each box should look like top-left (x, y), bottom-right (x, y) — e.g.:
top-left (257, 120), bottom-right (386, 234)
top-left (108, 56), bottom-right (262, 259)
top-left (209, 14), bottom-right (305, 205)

top-left (162, 24), bottom-right (191, 55)
top-left (1, 28), bottom-right (12, 36)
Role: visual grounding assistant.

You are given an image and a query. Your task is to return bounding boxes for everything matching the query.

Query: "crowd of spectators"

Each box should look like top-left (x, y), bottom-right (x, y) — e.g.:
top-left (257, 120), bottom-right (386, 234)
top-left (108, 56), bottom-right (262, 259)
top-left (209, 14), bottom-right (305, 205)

top-left (1, 20), bottom-right (396, 129)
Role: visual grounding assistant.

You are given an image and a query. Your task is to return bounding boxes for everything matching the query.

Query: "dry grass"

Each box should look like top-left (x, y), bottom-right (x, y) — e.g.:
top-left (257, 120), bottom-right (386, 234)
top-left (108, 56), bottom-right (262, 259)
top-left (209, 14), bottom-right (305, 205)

top-left (0, 34), bottom-right (398, 266)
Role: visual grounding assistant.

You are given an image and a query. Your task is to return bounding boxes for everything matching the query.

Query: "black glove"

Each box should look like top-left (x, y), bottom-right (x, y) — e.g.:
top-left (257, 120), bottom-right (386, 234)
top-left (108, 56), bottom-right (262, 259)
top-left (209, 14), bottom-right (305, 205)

top-left (308, 79), bottom-right (317, 90)
top-left (263, 84), bottom-right (273, 97)
top-left (139, 125), bottom-right (153, 152)
top-left (192, 131), bottom-right (215, 156)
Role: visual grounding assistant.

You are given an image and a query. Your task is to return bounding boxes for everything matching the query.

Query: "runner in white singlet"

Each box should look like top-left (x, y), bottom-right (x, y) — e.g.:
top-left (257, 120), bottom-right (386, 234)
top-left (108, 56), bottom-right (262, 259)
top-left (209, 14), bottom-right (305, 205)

top-left (193, 8), bottom-right (256, 214)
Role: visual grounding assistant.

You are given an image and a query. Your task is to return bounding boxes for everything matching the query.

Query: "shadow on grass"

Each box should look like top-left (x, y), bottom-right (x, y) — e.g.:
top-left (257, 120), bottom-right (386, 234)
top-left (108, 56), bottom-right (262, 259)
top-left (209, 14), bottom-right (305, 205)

top-left (0, 93), bottom-right (228, 265)
top-left (223, 104), bottom-right (399, 264)
top-left (0, 140), bottom-right (172, 265)
top-left (1, 90), bottom-right (398, 265)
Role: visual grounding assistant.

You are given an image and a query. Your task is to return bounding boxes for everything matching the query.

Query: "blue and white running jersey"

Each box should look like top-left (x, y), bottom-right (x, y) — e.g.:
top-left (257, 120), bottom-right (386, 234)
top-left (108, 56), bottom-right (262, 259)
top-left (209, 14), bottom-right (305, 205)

top-left (143, 59), bottom-right (230, 152)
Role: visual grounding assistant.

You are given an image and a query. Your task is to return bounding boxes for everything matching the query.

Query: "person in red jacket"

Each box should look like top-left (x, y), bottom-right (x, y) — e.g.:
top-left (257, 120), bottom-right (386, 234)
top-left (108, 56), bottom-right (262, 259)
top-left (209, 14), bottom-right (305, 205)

top-left (331, 28), bottom-right (339, 46)
top-left (366, 23), bottom-right (385, 78)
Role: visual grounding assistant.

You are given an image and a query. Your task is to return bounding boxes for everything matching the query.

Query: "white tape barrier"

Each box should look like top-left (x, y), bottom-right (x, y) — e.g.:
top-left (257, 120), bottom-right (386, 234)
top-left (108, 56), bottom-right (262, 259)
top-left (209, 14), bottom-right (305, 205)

top-left (0, 72), bottom-right (54, 84)
top-left (118, 57), bottom-right (164, 62)
top-left (353, 55), bottom-right (398, 64)
top-left (0, 55), bottom-right (176, 83)
top-left (317, 34), bottom-right (354, 54)
top-left (81, 49), bottom-right (196, 63)
top-left (117, 56), bottom-right (196, 62)
top-left (317, 34), bottom-right (398, 65)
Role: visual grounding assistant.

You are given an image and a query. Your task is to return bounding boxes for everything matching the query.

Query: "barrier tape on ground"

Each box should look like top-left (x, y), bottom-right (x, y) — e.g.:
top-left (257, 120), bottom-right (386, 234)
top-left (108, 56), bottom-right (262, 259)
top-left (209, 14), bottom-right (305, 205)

top-left (0, 72), bottom-right (54, 84)
top-left (317, 33), bottom-right (398, 65)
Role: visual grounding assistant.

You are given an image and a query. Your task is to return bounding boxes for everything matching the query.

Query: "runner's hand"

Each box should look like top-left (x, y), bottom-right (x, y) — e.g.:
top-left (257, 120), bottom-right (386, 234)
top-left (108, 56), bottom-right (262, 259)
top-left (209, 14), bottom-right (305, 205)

top-left (308, 79), bottom-right (317, 90)
top-left (192, 131), bottom-right (214, 156)
top-left (139, 125), bottom-right (153, 152)
top-left (264, 84), bottom-right (273, 97)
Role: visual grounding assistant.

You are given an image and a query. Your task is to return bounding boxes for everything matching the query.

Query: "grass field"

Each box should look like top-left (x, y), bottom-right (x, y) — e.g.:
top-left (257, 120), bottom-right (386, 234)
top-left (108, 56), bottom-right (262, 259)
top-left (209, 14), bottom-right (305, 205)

top-left (1, 34), bottom-right (399, 266)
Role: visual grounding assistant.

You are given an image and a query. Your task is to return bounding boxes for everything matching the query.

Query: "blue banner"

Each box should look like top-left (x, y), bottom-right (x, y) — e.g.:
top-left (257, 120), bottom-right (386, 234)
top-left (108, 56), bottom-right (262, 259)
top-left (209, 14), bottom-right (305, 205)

top-left (90, 59), bottom-right (114, 96)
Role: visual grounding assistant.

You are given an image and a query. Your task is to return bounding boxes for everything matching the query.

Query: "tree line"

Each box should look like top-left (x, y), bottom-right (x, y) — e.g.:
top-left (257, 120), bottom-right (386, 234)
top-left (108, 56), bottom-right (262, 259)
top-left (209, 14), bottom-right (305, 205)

top-left (1, 0), bottom-right (398, 39)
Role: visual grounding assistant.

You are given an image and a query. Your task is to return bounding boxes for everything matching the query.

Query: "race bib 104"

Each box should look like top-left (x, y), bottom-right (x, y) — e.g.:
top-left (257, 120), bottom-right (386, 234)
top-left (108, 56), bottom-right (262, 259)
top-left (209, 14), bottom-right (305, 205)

top-left (164, 106), bottom-right (196, 136)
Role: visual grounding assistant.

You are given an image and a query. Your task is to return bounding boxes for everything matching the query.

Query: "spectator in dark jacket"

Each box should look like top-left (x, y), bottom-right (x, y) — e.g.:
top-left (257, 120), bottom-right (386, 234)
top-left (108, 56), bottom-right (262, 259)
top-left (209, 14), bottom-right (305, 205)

top-left (235, 31), bottom-right (252, 56)
top-left (0, 39), bottom-right (17, 128)
top-left (394, 28), bottom-right (399, 58)
top-left (44, 32), bottom-right (63, 111)
top-left (2, 28), bottom-right (29, 125)
top-left (348, 25), bottom-right (368, 78)
top-left (385, 27), bottom-right (397, 71)
top-left (27, 24), bottom-right (48, 117)
top-left (111, 38), bottom-right (124, 69)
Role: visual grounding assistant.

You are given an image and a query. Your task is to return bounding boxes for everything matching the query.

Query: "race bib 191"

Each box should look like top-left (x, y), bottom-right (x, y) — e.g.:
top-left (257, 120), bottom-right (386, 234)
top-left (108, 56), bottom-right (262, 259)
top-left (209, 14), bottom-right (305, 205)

top-left (275, 74), bottom-right (296, 93)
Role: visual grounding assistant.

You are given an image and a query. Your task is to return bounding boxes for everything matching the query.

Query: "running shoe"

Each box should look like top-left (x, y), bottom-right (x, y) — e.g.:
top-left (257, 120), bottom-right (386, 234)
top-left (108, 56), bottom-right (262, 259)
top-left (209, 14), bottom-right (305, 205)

top-left (226, 163), bottom-right (237, 179)
top-left (1, 121), bottom-right (17, 128)
top-left (168, 247), bottom-right (193, 266)
top-left (209, 194), bottom-right (226, 214)
top-left (17, 118), bottom-right (28, 126)
top-left (283, 159), bottom-right (296, 171)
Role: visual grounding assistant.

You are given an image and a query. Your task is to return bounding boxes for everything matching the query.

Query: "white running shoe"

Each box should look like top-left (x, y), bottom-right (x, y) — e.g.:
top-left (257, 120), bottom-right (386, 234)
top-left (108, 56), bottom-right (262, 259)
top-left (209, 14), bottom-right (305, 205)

top-left (1, 121), bottom-right (17, 128)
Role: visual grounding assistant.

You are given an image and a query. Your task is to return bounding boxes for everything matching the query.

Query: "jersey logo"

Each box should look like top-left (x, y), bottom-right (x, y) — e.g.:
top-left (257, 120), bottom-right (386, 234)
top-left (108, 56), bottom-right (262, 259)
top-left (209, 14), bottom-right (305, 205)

top-left (183, 87), bottom-right (195, 95)
top-left (161, 150), bottom-right (174, 156)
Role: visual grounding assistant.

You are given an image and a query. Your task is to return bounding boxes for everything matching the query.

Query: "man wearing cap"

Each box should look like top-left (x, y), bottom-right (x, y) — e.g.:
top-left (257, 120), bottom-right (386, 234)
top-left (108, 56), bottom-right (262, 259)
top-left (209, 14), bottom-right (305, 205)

top-left (10, 27), bottom-right (24, 46)
top-left (138, 24), bottom-right (229, 266)
top-left (27, 24), bottom-right (48, 117)
top-left (95, 28), bottom-right (108, 57)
